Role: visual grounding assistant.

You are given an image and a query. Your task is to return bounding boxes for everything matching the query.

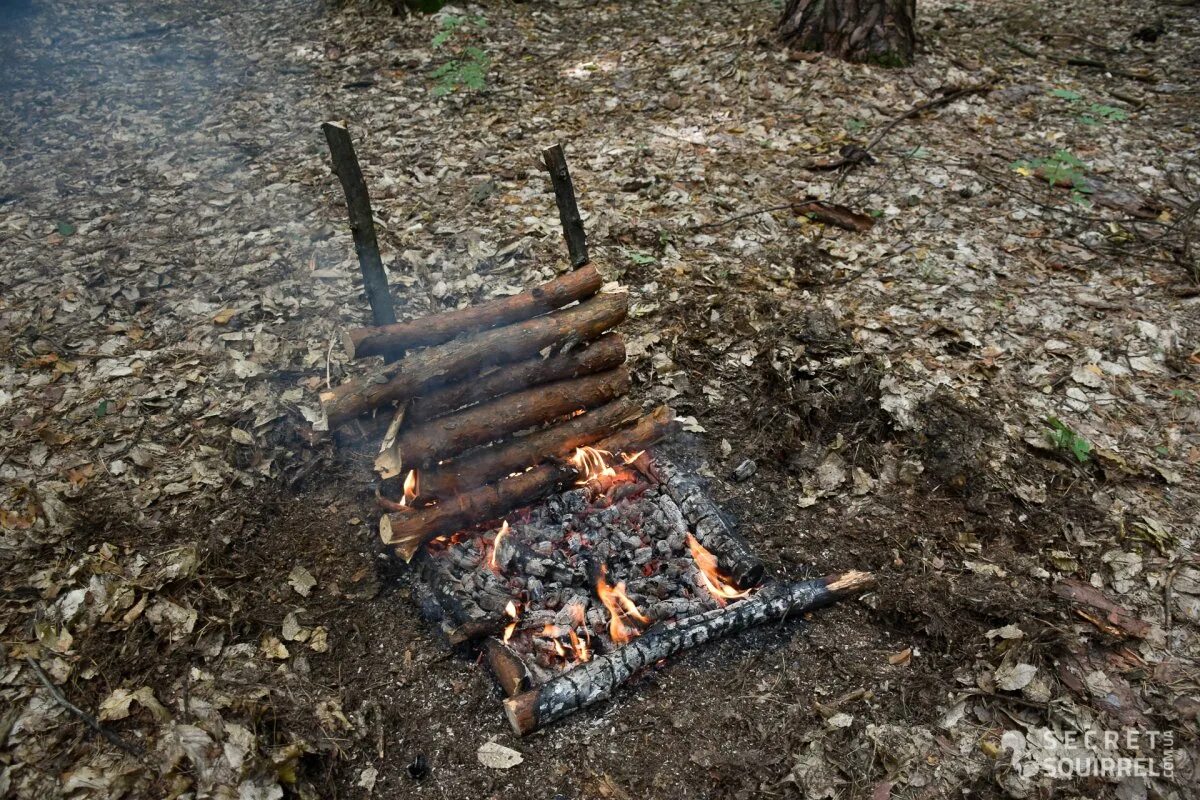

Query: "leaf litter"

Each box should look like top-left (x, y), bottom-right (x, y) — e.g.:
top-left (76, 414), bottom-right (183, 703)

top-left (0, 0), bottom-right (1198, 798)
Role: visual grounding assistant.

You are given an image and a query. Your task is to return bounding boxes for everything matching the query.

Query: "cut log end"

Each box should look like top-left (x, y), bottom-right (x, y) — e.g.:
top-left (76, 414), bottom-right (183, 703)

top-left (504, 693), bottom-right (538, 736)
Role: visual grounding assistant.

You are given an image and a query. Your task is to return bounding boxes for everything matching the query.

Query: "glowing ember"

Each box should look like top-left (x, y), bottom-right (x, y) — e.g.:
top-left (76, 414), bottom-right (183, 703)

top-left (570, 446), bottom-right (618, 485)
top-left (400, 469), bottom-right (419, 507)
top-left (595, 564), bottom-right (649, 644)
top-left (489, 521), bottom-right (510, 570)
top-left (686, 534), bottom-right (750, 605)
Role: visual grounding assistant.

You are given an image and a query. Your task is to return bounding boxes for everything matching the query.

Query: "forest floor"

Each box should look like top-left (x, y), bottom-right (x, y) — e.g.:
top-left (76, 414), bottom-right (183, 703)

top-left (2, 0), bottom-right (1199, 798)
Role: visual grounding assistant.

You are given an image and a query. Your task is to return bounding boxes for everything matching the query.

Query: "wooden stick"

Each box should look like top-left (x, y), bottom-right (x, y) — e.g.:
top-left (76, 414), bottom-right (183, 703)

top-left (416, 397), bottom-right (641, 499)
top-left (321, 122), bottom-right (395, 326)
top-left (320, 292), bottom-right (628, 429)
top-left (25, 657), bottom-right (144, 757)
top-left (408, 334), bottom-right (625, 423)
top-left (377, 368), bottom-right (631, 476)
top-left (345, 265), bottom-right (602, 360)
top-left (543, 144), bottom-right (588, 268)
top-left (638, 455), bottom-right (764, 589)
top-left (381, 406), bottom-right (677, 561)
top-left (504, 571), bottom-right (875, 735)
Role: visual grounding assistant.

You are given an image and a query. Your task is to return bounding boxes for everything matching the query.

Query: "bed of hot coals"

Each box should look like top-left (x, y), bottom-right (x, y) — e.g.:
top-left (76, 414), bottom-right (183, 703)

top-left (417, 448), bottom-right (748, 683)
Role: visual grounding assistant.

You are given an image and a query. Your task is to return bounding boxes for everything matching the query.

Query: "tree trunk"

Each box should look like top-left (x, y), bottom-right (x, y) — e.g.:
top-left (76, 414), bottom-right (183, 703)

top-left (779, 0), bottom-right (916, 67)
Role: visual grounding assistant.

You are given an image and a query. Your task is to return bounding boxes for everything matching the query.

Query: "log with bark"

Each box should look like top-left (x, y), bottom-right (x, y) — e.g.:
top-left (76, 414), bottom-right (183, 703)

top-left (779, 0), bottom-right (916, 67)
top-left (345, 265), bottom-right (602, 360)
top-left (381, 406), bottom-right (678, 561)
top-left (504, 571), bottom-right (875, 735)
top-left (321, 292), bottom-right (628, 429)
top-left (408, 334), bottom-right (625, 424)
top-left (638, 455), bottom-right (764, 588)
top-left (376, 367), bottom-right (631, 477)
top-left (415, 396), bottom-right (641, 500)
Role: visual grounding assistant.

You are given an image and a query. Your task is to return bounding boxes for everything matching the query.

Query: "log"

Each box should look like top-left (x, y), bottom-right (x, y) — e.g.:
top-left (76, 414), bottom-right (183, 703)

top-left (345, 265), bottom-right (602, 360)
top-left (416, 397), bottom-right (641, 499)
top-left (485, 639), bottom-right (532, 697)
top-left (639, 455), bottom-right (764, 589)
top-left (381, 406), bottom-right (678, 562)
top-left (408, 334), bottom-right (626, 423)
top-left (543, 144), bottom-right (589, 268)
top-left (321, 122), bottom-right (396, 326)
top-left (504, 571), bottom-right (875, 735)
top-left (376, 368), bottom-right (631, 477)
top-left (321, 292), bottom-right (628, 429)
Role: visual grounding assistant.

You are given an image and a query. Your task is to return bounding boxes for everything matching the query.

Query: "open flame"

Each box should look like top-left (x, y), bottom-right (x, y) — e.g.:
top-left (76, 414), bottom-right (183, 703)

top-left (595, 564), bottom-right (649, 644)
top-left (489, 521), bottom-right (510, 571)
top-left (502, 600), bottom-right (519, 644)
top-left (538, 619), bottom-right (591, 663)
top-left (686, 534), bottom-right (750, 605)
top-left (400, 469), bottom-right (419, 507)
top-left (570, 446), bottom-right (618, 485)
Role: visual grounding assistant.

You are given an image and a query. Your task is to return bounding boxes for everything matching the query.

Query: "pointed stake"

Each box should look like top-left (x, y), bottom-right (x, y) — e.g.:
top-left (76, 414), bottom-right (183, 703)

top-left (322, 121), bottom-right (396, 326)
top-left (542, 143), bottom-right (589, 268)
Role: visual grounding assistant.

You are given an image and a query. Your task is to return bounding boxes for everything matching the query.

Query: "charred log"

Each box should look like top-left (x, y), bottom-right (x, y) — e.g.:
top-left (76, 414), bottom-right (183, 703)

top-left (321, 292), bottom-right (628, 428)
top-left (345, 265), bottom-right (602, 360)
top-left (381, 407), bottom-right (678, 562)
top-left (639, 455), bottom-right (764, 589)
top-left (504, 572), bottom-right (875, 735)
top-left (779, 0), bottom-right (916, 67)
top-left (415, 397), bottom-right (641, 499)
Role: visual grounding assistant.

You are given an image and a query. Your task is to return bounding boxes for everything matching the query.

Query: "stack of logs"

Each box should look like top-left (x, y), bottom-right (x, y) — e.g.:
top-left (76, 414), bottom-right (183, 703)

top-left (317, 264), bottom-right (676, 561)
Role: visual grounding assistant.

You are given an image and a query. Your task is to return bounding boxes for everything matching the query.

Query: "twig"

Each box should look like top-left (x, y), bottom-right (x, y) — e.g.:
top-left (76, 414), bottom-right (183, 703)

top-left (691, 199), bottom-right (873, 232)
top-left (808, 84), bottom-right (993, 173)
top-left (25, 657), bottom-right (144, 757)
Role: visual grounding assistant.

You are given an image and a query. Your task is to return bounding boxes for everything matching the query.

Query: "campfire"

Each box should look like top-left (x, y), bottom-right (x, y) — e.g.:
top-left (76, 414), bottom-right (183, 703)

top-left (311, 137), bottom-right (873, 734)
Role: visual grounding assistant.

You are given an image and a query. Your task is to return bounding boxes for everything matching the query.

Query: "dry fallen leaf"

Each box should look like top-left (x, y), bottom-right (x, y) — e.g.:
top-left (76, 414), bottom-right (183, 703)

top-left (477, 741), bottom-right (523, 769)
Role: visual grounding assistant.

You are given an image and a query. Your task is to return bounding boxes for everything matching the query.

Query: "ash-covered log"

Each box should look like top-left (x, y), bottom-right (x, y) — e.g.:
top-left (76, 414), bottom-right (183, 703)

top-left (639, 455), bottom-right (764, 589)
top-left (504, 571), bottom-right (875, 735)
top-left (416, 397), bottom-right (641, 499)
top-left (345, 265), bottom-right (602, 360)
top-left (376, 368), bottom-right (631, 477)
top-left (408, 334), bottom-right (625, 424)
top-left (381, 406), bottom-right (678, 562)
top-left (321, 292), bottom-right (628, 428)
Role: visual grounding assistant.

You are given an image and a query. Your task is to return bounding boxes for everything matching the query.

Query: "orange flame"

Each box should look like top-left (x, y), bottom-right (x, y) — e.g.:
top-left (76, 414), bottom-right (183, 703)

top-left (570, 446), bottom-right (618, 485)
top-left (537, 618), bottom-right (591, 663)
top-left (400, 469), bottom-right (419, 507)
top-left (686, 534), bottom-right (750, 606)
top-left (489, 521), bottom-right (510, 570)
top-left (502, 600), bottom-right (519, 643)
top-left (595, 565), bottom-right (649, 644)
top-left (621, 450), bottom-right (645, 465)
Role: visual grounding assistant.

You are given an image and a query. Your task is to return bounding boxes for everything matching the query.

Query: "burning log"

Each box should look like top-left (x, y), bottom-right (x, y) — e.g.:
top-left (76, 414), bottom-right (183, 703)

top-left (416, 397), bottom-right (641, 499)
top-left (377, 368), bottom-right (631, 477)
top-left (639, 455), bottom-right (764, 589)
top-left (381, 406), bottom-right (678, 562)
top-left (321, 292), bottom-right (628, 429)
top-left (504, 571), bottom-right (875, 735)
top-left (345, 265), bottom-right (602, 360)
top-left (408, 334), bottom-right (625, 423)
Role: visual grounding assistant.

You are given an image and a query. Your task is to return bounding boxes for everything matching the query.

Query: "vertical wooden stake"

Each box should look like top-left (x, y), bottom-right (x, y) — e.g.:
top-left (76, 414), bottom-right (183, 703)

top-left (542, 143), bottom-right (589, 268)
top-left (322, 121), bottom-right (397, 326)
